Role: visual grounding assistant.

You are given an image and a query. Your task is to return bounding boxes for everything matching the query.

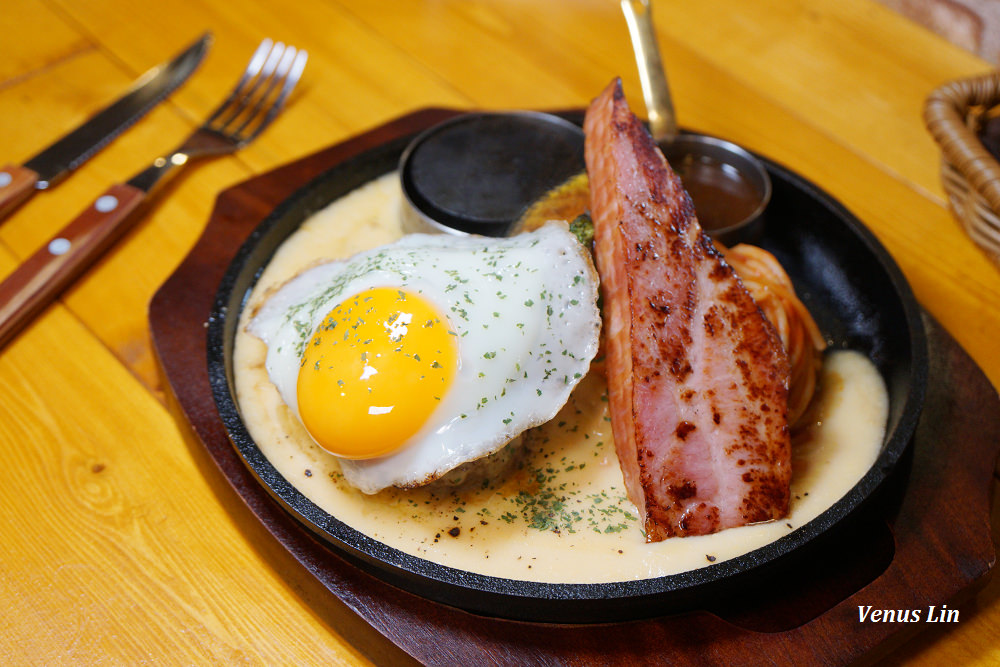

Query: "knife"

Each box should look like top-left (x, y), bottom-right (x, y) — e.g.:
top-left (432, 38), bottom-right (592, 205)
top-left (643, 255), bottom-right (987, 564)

top-left (0, 32), bottom-right (212, 220)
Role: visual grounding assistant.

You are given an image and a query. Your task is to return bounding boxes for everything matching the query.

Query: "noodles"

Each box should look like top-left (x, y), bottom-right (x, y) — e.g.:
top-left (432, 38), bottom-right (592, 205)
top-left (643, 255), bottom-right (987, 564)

top-left (722, 244), bottom-right (827, 427)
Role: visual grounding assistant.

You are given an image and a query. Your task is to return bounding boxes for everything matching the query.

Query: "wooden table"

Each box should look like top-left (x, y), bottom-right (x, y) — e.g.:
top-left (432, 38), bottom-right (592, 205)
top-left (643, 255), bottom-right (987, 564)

top-left (1, 0), bottom-right (997, 664)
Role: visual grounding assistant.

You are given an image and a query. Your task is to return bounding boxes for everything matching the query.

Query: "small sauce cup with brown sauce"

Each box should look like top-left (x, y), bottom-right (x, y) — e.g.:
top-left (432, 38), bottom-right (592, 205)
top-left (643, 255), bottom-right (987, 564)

top-left (624, 0), bottom-right (772, 245)
top-left (662, 133), bottom-right (771, 245)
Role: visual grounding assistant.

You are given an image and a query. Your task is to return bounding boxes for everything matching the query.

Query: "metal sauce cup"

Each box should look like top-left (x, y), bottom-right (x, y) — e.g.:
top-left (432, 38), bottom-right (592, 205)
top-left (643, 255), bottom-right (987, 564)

top-left (660, 133), bottom-right (771, 245)
top-left (623, 0), bottom-right (771, 245)
top-left (400, 111), bottom-right (585, 237)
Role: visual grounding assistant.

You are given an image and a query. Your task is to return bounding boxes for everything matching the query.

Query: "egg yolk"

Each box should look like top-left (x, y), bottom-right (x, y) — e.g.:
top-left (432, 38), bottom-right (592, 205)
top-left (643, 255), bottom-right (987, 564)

top-left (296, 287), bottom-right (458, 459)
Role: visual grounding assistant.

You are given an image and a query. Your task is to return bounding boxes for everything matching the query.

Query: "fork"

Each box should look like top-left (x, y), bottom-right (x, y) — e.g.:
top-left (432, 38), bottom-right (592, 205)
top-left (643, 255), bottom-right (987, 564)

top-left (0, 39), bottom-right (307, 349)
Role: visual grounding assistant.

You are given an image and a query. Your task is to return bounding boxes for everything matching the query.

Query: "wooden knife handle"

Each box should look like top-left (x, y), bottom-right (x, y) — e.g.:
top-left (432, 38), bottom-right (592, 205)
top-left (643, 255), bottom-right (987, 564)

top-left (0, 183), bottom-right (146, 349)
top-left (0, 164), bottom-right (40, 220)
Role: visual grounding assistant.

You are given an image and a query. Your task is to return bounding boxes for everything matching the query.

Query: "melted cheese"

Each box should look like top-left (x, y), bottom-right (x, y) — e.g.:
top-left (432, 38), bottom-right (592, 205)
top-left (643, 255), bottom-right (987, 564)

top-left (232, 172), bottom-right (889, 584)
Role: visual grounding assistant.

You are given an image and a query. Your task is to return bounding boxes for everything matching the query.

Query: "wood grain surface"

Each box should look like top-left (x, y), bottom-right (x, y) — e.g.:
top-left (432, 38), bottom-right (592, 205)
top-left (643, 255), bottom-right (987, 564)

top-left (1, 0), bottom-right (998, 664)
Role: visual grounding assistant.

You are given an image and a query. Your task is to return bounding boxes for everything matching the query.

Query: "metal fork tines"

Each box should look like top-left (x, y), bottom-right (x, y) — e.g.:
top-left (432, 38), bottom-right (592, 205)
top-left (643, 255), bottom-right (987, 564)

top-left (131, 39), bottom-right (307, 192)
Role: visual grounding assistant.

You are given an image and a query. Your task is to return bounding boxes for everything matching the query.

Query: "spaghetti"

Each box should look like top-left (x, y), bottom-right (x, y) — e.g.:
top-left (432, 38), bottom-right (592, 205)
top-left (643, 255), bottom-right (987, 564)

top-left (722, 243), bottom-right (827, 426)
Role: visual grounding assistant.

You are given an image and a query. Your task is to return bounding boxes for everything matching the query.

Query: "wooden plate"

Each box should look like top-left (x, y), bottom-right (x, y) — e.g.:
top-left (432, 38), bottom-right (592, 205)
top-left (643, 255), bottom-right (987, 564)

top-left (151, 109), bottom-right (999, 662)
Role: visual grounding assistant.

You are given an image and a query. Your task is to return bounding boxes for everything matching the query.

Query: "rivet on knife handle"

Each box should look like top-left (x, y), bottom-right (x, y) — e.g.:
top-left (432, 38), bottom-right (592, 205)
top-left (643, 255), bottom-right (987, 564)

top-left (0, 164), bottom-right (41, 220)
top-left (0, 183), bottom-right (145, 349)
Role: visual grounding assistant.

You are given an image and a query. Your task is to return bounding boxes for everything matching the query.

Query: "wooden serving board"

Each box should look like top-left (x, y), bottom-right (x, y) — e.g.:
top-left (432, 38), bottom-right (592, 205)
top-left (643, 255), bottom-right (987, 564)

top-left (150, 109), bottom-right (1000, 666)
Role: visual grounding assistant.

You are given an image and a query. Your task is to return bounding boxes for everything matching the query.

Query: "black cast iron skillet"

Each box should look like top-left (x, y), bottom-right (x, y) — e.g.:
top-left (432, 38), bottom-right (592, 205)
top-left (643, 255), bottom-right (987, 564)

top-left (207, 117), bottom-right (928, 624)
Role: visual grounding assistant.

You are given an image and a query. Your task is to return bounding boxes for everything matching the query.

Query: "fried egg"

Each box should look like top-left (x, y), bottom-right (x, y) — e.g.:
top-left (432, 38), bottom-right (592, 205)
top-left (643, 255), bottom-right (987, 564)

top-left (246, 221), bottom-right (601, 493)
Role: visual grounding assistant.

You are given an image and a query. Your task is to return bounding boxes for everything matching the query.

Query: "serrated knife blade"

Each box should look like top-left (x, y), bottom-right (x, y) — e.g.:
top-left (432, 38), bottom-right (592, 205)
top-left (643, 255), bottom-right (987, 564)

top-left (0, 32), bottom-right (212, 220)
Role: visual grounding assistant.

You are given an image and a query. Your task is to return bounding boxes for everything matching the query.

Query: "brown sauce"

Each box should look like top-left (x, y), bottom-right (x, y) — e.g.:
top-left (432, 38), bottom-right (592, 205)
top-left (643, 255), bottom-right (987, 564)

top-left (673, 154), bottom-right (762, 231)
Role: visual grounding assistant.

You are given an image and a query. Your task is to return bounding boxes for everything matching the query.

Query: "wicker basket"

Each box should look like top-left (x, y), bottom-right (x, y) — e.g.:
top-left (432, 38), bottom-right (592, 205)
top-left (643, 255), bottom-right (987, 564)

top-left (925, 71), bottom-right (1000, 266)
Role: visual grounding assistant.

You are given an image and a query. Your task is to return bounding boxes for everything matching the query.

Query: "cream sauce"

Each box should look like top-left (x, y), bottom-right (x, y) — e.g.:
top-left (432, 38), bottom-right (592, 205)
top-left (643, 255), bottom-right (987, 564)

top-left (232, 172), bottom-right (889, 584)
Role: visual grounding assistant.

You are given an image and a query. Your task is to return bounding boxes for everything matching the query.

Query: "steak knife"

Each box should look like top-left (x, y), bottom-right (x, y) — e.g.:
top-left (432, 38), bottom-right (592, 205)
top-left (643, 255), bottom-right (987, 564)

top-left (0, 32), bottom-right (212, 220)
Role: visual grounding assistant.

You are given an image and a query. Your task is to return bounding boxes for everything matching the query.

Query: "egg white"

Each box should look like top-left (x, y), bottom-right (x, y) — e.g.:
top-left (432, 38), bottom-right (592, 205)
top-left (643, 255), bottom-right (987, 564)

top-left (247, 221), bottom-right (601, 493)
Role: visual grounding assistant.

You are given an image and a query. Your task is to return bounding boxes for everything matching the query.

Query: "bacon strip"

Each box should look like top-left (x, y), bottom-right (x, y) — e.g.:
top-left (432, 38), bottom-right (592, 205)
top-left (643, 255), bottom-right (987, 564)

top-left (584, 79), bottom-right (791, 540)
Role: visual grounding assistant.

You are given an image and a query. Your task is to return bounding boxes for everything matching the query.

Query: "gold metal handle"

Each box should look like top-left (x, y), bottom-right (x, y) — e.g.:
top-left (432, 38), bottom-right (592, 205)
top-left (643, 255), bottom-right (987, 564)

top-left (621, 0), bottom-right (677, 143)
